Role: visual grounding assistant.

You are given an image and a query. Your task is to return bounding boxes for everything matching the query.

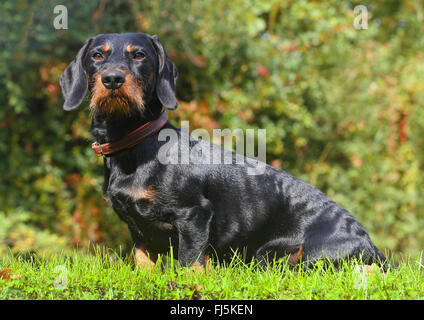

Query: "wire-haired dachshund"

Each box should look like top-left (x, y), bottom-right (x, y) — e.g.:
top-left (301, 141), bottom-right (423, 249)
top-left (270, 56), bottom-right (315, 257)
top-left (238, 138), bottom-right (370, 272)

top-left (60, 33), bottom-right (390, 270)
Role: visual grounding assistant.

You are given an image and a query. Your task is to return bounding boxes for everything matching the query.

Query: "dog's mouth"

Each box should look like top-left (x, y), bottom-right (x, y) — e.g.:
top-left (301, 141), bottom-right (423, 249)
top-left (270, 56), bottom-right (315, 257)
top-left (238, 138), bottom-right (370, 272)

top-left (89, 69), bottom-right (145, 117)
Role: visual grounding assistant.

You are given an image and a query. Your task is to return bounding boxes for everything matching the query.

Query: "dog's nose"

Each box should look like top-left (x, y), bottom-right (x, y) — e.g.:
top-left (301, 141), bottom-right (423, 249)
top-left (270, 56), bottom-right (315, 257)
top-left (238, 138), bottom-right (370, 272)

top-left (101, 70), bottom-right (126, 90)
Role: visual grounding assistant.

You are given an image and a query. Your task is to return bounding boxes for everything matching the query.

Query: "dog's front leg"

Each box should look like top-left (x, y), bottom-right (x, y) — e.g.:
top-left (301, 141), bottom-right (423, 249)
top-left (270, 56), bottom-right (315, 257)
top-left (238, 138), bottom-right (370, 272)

top-left (124, 214), bottom-right (158, 271)
top-left (134, 243), bottom-right (158, 271)
top-left (174, 204), bottom-right (213, 270)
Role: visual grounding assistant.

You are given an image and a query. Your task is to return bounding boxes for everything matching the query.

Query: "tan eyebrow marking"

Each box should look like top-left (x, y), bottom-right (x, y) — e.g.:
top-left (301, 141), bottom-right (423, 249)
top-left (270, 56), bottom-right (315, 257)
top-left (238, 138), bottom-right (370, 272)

top-left (126, 44), bottom-right (135, 52)
top-left (102, 43), bottom-right (110, 52)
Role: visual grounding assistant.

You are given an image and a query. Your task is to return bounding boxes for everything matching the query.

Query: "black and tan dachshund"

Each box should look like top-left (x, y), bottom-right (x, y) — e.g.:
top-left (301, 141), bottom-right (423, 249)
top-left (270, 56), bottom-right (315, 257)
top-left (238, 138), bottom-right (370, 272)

top-left (60, 33), bottom-right (389, 270)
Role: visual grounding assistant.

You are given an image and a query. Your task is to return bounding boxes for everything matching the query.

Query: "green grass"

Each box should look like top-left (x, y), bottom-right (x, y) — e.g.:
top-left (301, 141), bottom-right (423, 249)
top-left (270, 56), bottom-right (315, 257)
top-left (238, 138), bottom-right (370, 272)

top-left (1, 247), bottom-right (423, 300)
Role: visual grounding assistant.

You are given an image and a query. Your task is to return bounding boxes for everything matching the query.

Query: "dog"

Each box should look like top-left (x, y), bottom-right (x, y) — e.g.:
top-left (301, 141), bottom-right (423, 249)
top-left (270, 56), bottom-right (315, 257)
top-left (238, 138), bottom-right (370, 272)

top-left (60, 33), bottom-right (389, 270)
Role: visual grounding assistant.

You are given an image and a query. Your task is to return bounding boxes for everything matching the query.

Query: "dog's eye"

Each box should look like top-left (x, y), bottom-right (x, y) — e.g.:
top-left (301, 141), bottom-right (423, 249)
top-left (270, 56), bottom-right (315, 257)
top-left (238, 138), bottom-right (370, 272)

top-left (92, 52), bottom-right (104, 61)
top-left (133, 51), bottom-right (145, 60)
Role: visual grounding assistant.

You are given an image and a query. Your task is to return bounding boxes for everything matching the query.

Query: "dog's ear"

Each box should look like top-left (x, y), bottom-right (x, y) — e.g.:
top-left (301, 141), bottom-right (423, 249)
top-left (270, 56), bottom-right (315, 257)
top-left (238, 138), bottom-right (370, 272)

top-left (60, 37), bottom-right (93, 111)
top-left (150, 35), bottom-right (178, 110)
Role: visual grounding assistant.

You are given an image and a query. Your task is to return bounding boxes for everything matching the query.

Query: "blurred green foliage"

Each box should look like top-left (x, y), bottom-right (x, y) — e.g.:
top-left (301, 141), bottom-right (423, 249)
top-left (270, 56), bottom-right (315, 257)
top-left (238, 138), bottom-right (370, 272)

top-left (0, 211), bottom-right (67, 255)
top-left (0, 0), bottom-right (423, 258)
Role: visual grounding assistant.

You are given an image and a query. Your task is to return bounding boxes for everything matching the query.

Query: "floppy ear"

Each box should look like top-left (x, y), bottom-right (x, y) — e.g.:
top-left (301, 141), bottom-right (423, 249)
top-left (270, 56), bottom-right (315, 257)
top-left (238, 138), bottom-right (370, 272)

top-left (60, 37), bottom-right (93, 111)
top-left (150, 35), bottom-right (178, 110)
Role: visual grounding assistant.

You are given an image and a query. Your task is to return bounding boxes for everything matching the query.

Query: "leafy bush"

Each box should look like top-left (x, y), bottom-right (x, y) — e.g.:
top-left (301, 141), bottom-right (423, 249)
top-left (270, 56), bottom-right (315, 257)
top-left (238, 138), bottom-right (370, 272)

top-left (0, 211), bottom-right (67, 255)
top-left (0, 0), bottom-right (423, 258)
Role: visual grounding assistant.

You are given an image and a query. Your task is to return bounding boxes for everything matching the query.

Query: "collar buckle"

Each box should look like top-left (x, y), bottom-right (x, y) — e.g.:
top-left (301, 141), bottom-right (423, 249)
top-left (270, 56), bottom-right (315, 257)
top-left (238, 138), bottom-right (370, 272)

top-left (92, 142), bottom-right (105, 157)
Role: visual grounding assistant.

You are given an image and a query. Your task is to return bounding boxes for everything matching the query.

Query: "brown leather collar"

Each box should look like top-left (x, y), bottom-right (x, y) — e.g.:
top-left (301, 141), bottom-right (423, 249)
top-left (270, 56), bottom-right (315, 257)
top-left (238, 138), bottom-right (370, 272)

top-left (92, 111), bottom-right (168, 157)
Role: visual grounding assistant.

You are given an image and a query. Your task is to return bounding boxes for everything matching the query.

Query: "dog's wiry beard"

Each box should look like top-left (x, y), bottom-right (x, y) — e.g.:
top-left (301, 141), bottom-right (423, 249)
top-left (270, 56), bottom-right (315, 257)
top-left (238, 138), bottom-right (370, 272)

top-left (89, 69), bottom-right (145, 118)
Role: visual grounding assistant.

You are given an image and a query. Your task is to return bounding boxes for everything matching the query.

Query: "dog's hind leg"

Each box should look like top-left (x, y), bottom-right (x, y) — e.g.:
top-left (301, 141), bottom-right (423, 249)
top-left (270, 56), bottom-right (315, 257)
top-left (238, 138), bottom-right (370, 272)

top-left (254, 237), bottom-right (304, 267)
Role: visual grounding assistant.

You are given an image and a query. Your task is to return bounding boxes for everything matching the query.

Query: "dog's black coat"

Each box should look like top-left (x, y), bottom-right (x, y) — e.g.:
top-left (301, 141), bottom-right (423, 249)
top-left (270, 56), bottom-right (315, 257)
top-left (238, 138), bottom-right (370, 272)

top-left (60, 33), bottom-right (389, 268)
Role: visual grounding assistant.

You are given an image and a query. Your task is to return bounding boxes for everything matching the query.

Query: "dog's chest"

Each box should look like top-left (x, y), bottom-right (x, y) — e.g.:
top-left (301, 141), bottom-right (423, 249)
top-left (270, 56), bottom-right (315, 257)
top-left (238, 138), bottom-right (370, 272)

top-left (106, 181), bottom-right (163, 219)
top-left (106, 169), bottom-right (175, 216)
top-left (105, 181), bottom-right (178, 250)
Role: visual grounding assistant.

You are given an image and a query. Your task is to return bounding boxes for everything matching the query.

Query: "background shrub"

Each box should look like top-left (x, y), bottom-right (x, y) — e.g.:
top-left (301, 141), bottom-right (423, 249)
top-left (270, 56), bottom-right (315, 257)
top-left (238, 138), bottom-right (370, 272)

top-left (1, 0), bottom-right (423, 259)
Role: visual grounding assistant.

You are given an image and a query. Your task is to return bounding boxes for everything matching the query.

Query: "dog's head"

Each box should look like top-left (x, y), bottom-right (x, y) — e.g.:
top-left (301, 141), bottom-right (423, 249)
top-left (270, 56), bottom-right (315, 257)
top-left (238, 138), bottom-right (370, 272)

top-left (60, 33), bottom-right (178, 117)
